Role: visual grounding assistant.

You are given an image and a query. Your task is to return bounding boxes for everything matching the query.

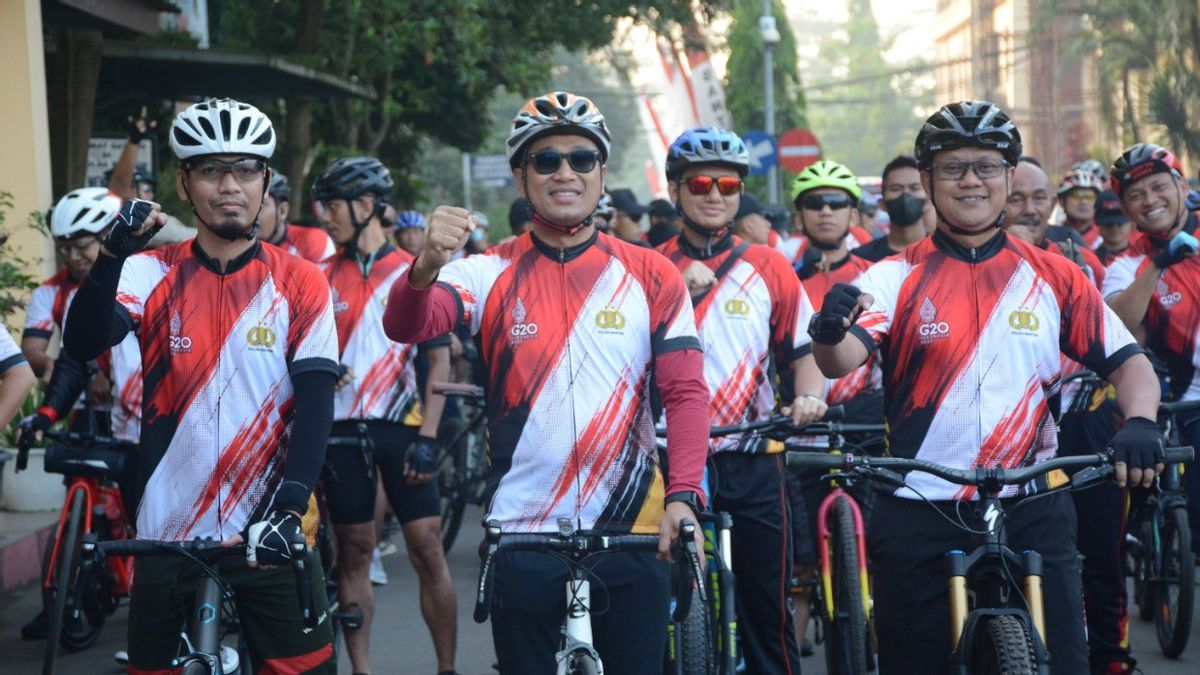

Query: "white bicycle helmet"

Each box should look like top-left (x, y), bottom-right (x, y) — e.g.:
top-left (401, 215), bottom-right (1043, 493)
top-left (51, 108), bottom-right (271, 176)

top-left (506, 92), bottom-right (611, 169)
top-left (50, 188), bottom-right (122, 239)
top-left (169, 98), bottom-right (276, 161)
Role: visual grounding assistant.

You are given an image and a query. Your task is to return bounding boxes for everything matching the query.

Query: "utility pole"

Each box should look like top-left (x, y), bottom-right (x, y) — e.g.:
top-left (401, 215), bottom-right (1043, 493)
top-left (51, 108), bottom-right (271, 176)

top-left (761, 0), bottom-right (782, 204)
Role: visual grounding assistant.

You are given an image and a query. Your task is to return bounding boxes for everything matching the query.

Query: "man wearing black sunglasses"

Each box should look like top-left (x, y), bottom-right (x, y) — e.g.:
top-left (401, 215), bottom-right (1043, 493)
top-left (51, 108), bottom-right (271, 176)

top-left (382, 92), bottom-right (710, 674)
top-left (656, 125), bottom-right (828, 674)
top-left (808, 101), bottom-right (1162, 675)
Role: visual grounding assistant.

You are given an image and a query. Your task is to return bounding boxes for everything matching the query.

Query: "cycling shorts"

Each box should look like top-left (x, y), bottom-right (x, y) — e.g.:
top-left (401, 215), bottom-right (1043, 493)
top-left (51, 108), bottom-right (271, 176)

top-left (322, 419), bottom-right (440, 526)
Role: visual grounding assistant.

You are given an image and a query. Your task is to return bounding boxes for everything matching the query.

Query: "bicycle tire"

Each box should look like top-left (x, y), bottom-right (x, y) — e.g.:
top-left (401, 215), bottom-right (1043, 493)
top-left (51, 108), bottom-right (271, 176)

top-left (1133, 512), bottom-right (1156, 622)
top-left (437, 443), bottom-right (467, 552)
top-left (1154, 506), bottom-right (1194, 658)
top-left (42, 489), bottom-right (85, 675)
top-left (971, 614), bottom-right (1035, 674)
top-left (824, 495), bottom-right (868, 675)
top-left (676, 579), bottom-right (717, 675)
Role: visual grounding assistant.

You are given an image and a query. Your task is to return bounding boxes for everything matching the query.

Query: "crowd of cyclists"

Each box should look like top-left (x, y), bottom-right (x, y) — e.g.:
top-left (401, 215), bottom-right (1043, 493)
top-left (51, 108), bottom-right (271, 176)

top-left (0, 87), bottom-right (1196, 675)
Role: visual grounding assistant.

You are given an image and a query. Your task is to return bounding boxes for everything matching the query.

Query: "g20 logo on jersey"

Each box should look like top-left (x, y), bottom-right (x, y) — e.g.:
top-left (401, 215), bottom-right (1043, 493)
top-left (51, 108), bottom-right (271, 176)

top-left (247, 326), bottom-right (277, 351)
top-left (595, 309), bottom-right (626, 333)
top-left (1008, 309), bottom-right (1040, 335)
top-left (917, 297), bottom-right (950, 344)
top-left (724, 299), bottom-right (751, 317)
top-left (1157, 279), bottom-right (1183, 309)
top-left (331, 288), bottom-right (350, 314)
top-left (509, 297), bottom-right (539, 345)
top-left (169, 311), bottom-right (192, 353)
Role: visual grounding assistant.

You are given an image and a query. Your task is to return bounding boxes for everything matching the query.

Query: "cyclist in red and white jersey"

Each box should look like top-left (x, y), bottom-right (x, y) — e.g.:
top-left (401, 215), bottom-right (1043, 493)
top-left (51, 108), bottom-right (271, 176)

top-left (1057, 167), bottom-right (1106, 250)
top-left (1093, 189), bottom-right (1135, 267)
top-left (853, 155), bottom-right (935, 262)
top-left (1101, 142), bottom-right (1200, 558)
top-left (0, 328), bottom-right (33, 430)
top-left (810, 101), bottom-right (1162, 675)
top-left (382, 91), bottom-right (710, 673)
top-left (655, 126), bottom-right (824, 674)
top-left (312, 155), bottom-right (460, 675)
top-left (257, 168), bottom-right (336, 263)
top-left (63, 98), bottom-right (338, 674)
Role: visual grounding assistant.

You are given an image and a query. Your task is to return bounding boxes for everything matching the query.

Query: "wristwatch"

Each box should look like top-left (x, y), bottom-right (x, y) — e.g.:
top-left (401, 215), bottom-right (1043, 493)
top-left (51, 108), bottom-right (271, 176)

top-left (664, 490), bottom-right (703, 515)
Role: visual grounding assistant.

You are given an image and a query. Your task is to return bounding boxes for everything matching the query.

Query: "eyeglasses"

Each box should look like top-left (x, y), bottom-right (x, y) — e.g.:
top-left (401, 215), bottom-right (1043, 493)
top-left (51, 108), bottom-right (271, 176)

top-left (526, 150), bottom-right (601, 175)
top-left (1065, 191), bottom-right (1097, 203)
top-left (685, 175), bottom-right (743, 196)
top-left (801, 194), bottom-right (855, 211)
top-left (931, 159), bottom-right (1007, 181)
top-left (56, 237), bottom-right (99, 258)
top-left (187, 158), bottom-right (267, 184)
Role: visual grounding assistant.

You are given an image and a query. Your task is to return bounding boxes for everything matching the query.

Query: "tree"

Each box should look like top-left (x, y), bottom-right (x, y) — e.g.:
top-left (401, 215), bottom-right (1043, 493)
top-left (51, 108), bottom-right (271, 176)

top-left (723, 0), bottom-right (808, 201)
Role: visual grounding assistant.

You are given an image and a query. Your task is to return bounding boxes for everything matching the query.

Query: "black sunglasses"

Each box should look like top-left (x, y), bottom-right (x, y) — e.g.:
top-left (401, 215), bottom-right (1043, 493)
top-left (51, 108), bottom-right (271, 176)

top-left (801, 194), bottom-right (855, 211)
top-left (526, 150), bottom-right (602, 175)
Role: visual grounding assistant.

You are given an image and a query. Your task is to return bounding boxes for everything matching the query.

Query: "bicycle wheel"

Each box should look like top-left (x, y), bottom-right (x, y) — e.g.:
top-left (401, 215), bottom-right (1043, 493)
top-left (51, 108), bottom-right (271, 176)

top-left (675, 581), bottom-right (717, 675)
top-left (970, 614), bottom-right (1035, 674)
top-left (42, 489), bottom-right (85, 675)
top-left (437, 444), bottom-right (466, 552)
top-left (1154, 506), bottom-right (1194, 658)
top-left (1133, 511), bottom-right (1156, 622)
top-left (824, 496), bottom-right (868, 675)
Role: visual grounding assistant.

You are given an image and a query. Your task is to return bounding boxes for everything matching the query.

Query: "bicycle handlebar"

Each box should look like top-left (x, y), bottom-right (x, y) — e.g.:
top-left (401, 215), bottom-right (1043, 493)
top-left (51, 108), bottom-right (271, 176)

top-left (83, 535), bottom-right (319, 629)
top-left (431, 381), bottom-right (485, 398)
top-left (472, 520), bottom-right (704, 625)
top-left (1160, 399), bottom-right (1200, 415)
top-left (655, 404), bottom-right (850, 439)
top-left (784, 447), bottom-right (1195, 488)
top-left (15, 428), bottom-right (135, 473)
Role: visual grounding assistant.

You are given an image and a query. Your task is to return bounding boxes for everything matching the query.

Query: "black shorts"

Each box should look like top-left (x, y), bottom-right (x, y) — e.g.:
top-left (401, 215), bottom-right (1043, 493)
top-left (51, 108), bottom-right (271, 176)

top-left (322, 419), bottom-right (440, 526)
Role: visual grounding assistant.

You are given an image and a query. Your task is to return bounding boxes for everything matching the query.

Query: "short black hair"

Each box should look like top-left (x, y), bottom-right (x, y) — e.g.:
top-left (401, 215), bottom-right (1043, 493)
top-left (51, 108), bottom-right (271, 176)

top-left (1018, 156), bottom-right (1042, 168)
top-left (881, 155), bottom-right (919, 187)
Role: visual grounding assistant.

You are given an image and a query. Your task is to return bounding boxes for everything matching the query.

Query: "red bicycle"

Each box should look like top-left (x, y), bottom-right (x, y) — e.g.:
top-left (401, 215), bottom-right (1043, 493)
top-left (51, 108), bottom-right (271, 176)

top-left (17, 428), bottom-right (135, 675)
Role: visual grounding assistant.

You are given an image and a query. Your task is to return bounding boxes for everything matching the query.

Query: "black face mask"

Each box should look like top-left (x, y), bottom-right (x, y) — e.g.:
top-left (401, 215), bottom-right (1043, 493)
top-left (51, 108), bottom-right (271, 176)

top-left (885, 193), bottom-right (926, 227)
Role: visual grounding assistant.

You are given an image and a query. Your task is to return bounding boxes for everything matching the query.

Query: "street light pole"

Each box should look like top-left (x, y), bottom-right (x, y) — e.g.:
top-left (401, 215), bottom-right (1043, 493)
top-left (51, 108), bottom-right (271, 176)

top-left (760, 0), bottom-right (781, 205)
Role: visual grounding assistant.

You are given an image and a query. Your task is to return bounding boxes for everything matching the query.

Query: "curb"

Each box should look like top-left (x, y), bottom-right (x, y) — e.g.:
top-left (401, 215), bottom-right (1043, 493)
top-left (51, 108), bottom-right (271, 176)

top-left (0, 523), bottom-right (52, 593)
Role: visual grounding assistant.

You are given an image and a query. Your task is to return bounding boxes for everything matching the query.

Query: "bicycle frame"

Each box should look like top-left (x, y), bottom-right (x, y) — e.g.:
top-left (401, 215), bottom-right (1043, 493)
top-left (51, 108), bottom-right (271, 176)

top-left (558, 568), bottom-right (604, 674)
top-left (44, 476), bottom-right (133, 600)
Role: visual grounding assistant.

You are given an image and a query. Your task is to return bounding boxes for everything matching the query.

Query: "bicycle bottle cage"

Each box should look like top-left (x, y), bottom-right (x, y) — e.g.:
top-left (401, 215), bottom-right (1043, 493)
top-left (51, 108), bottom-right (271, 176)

top-left (44, 442), bottom-right (127, 480)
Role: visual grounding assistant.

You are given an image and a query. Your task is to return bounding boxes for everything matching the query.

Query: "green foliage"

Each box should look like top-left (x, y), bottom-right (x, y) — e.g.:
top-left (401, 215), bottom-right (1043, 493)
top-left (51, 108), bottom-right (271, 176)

top-left (723, 0), bottom-right (807, 200)
top-left (2, 386), bottom-right (46, 450)
top-left (0, 191), bottom-right (42, 320)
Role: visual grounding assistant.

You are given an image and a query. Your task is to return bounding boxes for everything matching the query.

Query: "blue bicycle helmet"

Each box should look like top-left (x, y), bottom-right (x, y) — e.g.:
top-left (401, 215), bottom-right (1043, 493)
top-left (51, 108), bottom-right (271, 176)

top-left (396, 210), bottom-right (426, 229)
top-left (665, 127), bottom-right (750, 180)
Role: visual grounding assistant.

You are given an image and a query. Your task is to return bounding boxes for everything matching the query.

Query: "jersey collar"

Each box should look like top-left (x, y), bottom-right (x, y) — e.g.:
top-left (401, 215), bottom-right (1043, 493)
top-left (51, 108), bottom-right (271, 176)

top-left (192, 239), bottom-right (261, 275)
top-left (931, 228), bottom-right (1006, 263)
top-left (676, 228), bottom-right (735, 260)
top-left (531, 228), bottom-right (597, 263)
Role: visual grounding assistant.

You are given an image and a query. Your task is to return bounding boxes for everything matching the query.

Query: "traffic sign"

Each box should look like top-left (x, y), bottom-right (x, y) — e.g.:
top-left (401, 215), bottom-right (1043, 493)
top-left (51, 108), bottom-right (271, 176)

top-left (777, 128), bottom-right (821, 173)
top-left (741, 130), bottom-right (777, 176)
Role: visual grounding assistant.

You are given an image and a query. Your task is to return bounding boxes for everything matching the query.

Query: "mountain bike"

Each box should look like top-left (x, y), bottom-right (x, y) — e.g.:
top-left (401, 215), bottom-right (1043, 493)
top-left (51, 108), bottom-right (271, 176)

top-left (474, 518), bottom-right (705, 674)
top-left (787, 446), bottom-right (1194, 673)
top-left (16, 428), bottom-right (135, 675)
top-left (81, 536), bottom-right (319, 675)
top-left (430, 381), bottom-right (488, 551)
top-left (1127, 397), bottom-right (1198, 658)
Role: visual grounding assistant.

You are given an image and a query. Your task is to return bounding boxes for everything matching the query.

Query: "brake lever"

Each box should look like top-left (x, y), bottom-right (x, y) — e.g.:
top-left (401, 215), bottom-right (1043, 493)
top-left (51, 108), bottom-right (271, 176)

top-left (671, 519), bottom-right (706, 623)
top-left (474, 520), bottom-right (501, 624)
top-left (288, 534), bottom-right (316, 629)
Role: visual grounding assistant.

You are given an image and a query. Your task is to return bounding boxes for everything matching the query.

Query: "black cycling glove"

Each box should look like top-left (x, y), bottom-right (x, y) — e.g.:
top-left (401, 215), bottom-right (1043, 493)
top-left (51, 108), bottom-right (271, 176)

top-left (17, 410), bottom-right (54, 449)
top-left (103, 199), bottom-right (163, 258)
top-left (1153, 231), bottom-right (1199, 269)
top-left (405, 436), bottom-right (439, 475)
top-left (1108, 416), bottom-right (1164, 472)
top-left (245, 511), bottom-right (304, 567)
top-left (127, 117), bottom-right (155, 144)
top-left (807, 283), bottom-right (863, 345)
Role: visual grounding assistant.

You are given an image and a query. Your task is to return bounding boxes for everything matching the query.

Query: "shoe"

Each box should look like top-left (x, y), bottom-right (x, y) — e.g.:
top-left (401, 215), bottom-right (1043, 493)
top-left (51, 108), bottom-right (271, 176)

top-left (378, 540), bottom-right (398, 557)
top-left (21, 610), bottom-right (48, 640)
top-left (369, 547), bottom-right (388, 585)
top-left (114, 650), bottom-right (129, 665)
top-left (801, 639), bottom-right (815, 657)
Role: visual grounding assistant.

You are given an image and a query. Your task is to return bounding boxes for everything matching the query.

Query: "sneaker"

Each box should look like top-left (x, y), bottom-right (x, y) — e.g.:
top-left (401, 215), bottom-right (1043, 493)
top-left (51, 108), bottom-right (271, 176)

top-left (114, 650), bottom-right (129, 665)
top-left (369, 547), bottom-right (388, 585)
top-left (21, 610), bottom-right (48, 640)
top-left (801, 639), bottom-right (815, 657)
top-left (378, 539), bottom-right (398, 557)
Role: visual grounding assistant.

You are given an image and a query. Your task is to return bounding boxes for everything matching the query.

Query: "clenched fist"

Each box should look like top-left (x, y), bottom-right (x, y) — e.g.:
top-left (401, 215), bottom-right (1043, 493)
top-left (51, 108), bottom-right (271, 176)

top-left (411, 205), bottom-right (477, 288)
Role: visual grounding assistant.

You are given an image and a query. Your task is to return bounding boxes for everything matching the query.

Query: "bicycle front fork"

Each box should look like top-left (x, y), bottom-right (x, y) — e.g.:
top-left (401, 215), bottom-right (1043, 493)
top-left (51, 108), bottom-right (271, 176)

top-left (947, 549), bottom-right (1045, 652)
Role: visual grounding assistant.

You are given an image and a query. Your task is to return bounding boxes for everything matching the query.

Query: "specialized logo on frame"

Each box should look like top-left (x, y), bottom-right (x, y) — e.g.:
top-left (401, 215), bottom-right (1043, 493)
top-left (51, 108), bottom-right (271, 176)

top-left (917, 297), bottom-right (950, 343)
top-left (510, 297), bottom-right (539, 345)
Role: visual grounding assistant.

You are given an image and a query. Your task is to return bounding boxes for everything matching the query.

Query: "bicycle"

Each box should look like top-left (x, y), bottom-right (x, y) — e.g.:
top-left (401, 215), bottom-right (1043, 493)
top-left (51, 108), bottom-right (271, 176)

top-left (15, 428), bottom-right (135, 675)
top-left (473, 518), bottom-right (705, 674)
top-left (786, 445), bottom-right (1194, 673)
top-left (1126, 397), bottom-right (1198, 658)
top-left (80, 535), bottom-right (319, 674)
top-left (430, 381), bottom-right (489, 551)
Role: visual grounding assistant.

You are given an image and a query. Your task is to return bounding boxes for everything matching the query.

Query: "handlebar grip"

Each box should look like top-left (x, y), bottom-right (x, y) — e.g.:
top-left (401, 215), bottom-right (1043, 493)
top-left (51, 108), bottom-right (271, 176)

top-left (822, 405), bottom-right (845, 422)
top-left (784, 452), bottom-right (849, 470)
top-left (672, 519), bottom-right (703, 623)
top-left (292, 554), bottom-right (316, 629)
top-left (15, 438), bottom-right (30, 472)
top-left (1165, 446), bottom-right (1194, 464)
top-left (474, 545), bottom-right (498, 624)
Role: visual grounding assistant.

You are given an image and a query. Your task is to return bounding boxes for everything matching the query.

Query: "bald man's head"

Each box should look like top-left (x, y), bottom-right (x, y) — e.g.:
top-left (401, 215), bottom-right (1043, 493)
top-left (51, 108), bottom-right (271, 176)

top-left (1004, 160), bottom-right (1055, 245)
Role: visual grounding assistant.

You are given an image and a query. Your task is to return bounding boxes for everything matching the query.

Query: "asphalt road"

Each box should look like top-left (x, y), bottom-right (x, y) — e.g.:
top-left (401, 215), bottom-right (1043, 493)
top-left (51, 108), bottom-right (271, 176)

top-left (1, 505), bottom-right (1198, 674)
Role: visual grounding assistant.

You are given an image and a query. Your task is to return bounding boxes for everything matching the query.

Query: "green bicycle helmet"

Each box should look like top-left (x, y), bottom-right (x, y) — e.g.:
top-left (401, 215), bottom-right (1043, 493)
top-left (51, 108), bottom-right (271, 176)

top-left (790, 160), bottom-right (861, 206)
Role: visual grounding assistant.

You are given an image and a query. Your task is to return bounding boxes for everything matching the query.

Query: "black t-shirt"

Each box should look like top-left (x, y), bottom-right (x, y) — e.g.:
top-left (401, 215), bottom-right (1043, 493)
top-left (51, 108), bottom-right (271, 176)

top-left (851, 235), bottom-right (901, 263)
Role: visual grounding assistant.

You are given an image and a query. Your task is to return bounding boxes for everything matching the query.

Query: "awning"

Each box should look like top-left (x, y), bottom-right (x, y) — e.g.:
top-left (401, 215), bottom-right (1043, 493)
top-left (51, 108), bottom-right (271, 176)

top-left (93, 43), bottom-right (377, 101)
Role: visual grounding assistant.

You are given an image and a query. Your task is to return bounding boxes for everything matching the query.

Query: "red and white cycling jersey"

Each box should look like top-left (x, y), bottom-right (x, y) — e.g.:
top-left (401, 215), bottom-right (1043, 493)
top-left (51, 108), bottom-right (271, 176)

top-left (279, 224), bottom-right (336, 264)
top-left (658, 237), bottom-right (812, 453)
top-left (1102, 222), bottom-right (1200, 401)
top-left (854, 231), bottom-right (1139, 500)
top-left (324, 246), bottom-right (435, 422)
top-left (23, 268), bottom-right (79, 340)
top-left (0, 327), bottom-right (24, 372)
top-left (790, 228), bottom-right (872, 267)
top-left (113, 241), bottom-right (338, 541)
top-left (435, 232), bottom-right (700, 533)
top-left (799, 255), bottom-right (881, 405)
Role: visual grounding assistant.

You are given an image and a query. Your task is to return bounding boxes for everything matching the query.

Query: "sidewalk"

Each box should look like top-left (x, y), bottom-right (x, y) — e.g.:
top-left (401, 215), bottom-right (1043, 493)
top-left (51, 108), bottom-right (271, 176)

top-left (0, 509), bottom-right (56, 592)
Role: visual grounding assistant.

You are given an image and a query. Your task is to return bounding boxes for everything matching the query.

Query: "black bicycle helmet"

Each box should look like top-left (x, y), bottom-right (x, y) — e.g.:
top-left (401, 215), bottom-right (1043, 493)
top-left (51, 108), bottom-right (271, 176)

top-left (1110, 143), bottom-right (1182, 197)
top-left (914, 101), bottom-right (1022, 169)
top-left (311, 156), bottom-right (393, 201)
top-left (268, 169), bottom-right (292, 202)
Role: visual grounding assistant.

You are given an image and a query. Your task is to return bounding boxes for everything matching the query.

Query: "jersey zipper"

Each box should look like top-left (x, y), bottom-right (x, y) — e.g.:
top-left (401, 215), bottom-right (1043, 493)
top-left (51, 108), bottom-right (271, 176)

top-left (558, 246), bottom-right (585, 531)
top-left (216, 272), bottom-right (226, 539)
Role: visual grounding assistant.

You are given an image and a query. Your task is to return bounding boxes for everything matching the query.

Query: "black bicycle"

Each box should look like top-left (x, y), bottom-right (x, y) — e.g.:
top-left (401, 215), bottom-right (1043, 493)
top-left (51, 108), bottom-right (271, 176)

top-left (786, 446), bottom-right (1193, 674)
top-left (431, 381), bottom-right (489, 551)
top-left (1127, 397), bottom-right (1198, 658)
